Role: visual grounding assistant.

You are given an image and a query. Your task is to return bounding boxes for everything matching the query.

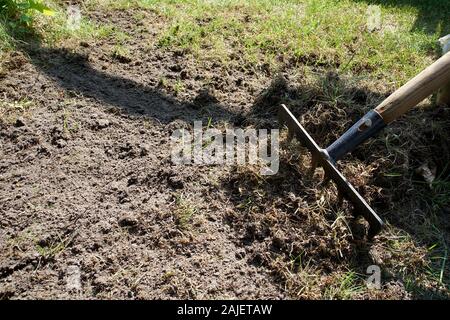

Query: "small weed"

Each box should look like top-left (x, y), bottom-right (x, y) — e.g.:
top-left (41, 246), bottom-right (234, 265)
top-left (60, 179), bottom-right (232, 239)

top-left (111, 44), bottom-right (131, 62)
top-left (162, 270), bottom-right (176, 282)
top-left (173, 79), bottom-right (185, 95)
top-left (0, 98), bottom-right (33, 124)
top-left (7, 227), bottom-right (37, 252)
top-left (236, 197), bottom-right (253, 211)
top-left (174, 193), bottom-right (197, 230)
top-left (36, 239), bottom-right (65, 259)
top-left (158, 76), bottom-right (169, 88)
top-left (61, 107), bottom-right (79, 134)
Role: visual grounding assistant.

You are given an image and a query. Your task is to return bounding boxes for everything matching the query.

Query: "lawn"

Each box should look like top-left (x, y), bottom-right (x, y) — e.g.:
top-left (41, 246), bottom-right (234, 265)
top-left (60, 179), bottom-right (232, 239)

top-left (0, 0), bottom-right (449, 299)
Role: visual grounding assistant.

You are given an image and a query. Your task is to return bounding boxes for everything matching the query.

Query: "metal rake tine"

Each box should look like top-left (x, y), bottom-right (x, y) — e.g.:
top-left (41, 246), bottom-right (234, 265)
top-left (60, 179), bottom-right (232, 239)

top-left (279, 104), bottom-right (384, 238)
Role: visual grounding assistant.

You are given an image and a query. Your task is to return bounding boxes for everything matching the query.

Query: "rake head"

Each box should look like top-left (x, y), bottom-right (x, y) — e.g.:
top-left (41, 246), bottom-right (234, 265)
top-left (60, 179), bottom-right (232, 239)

top-left (279, 104), bottom-right (384, 238)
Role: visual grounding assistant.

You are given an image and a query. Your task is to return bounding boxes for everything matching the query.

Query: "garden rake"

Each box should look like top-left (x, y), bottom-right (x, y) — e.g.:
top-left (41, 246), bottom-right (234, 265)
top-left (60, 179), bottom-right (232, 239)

top-left (279, 51), bottom-right (450, 238)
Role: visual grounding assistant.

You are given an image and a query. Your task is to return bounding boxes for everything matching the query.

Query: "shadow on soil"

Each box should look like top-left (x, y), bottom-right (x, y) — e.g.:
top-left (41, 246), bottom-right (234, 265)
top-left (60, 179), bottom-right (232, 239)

top-left (25, 45), bottom-right (237, 124)
top-left (4, 20), bottom-right (449, 299)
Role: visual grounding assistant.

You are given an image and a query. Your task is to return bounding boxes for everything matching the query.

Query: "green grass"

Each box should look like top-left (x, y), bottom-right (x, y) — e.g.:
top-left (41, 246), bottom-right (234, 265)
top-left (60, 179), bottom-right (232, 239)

top-left (4, 0), bottom-right (447, 84)
top-left (85, 0), bottom-right (449, 84)
top-left (0, 15), bottom-right (13, 50)
top-left (428, 179), bottom-right (450, 211)
top-left (0, 0), bottom-right (124, 56)
top-left (36, 239), bottom-right (66, 259)
top-left (323, 271), bottom-right (366, 299)
top-left (6, 225), bottom-right (68, 260)
top-left (111, 43), bottom-right (131, 60)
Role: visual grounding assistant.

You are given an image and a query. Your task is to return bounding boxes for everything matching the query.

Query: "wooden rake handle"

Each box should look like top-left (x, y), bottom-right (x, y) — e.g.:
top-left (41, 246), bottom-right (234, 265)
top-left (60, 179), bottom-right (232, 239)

top-left (376, 51), bottom-right (450, 123)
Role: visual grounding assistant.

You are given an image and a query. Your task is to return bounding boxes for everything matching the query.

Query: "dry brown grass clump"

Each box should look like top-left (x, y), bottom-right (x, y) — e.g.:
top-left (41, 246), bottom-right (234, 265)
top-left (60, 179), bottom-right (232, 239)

top-left (224, 71), bottom-right (450, 299)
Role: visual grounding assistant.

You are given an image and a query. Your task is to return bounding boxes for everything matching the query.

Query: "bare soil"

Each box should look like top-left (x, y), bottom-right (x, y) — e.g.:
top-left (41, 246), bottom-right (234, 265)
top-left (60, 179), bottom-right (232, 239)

top-left (1, 8), bottom-right (449, 299)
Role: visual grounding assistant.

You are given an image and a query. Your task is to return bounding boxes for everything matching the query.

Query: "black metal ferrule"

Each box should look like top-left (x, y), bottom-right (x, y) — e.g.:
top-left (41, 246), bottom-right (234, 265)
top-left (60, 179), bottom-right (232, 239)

top-left (326, 110), bottom-right (386, 162)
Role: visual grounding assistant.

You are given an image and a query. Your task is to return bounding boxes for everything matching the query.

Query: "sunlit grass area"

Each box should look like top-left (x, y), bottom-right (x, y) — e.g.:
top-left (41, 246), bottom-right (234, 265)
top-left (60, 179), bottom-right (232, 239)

top-left (78, 0), bottom-right (450, 84)
top-left (3, 0), bottom-right (448, 82)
